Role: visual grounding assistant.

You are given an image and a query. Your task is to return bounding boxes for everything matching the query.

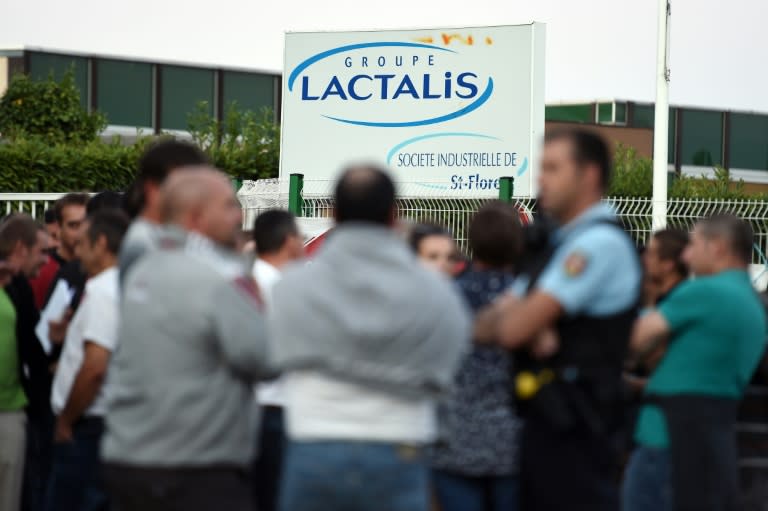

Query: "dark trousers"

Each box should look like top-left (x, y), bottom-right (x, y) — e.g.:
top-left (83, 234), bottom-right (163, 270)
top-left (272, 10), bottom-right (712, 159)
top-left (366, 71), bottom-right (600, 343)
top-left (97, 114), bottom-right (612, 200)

top-left (22, 411), bottom-right (54, 511)
top-left (520, 421), bottom-right (620, 511)
top-left (104, 464), bottom-right (252, 511)
top-left (44, 417), bottom-right (108, 511)
top-left (432, 470), bottom-right (520, 511)
top-left (659, 396), bottom-right (740, 511)
top-left (252, 406), bottom-right (285, 511)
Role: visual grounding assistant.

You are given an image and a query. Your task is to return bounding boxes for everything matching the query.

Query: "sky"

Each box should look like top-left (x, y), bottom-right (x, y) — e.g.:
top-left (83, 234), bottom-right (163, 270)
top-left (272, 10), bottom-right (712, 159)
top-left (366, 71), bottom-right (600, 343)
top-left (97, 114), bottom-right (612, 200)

top-left (2, 0), bottom-right (767, 112)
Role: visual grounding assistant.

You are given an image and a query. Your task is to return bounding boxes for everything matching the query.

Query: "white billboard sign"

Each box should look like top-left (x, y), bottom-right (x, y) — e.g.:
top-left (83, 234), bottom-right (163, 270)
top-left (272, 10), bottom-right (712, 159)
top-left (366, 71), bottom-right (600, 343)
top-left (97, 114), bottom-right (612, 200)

top-left (280, 24), bottom-right (545, 197)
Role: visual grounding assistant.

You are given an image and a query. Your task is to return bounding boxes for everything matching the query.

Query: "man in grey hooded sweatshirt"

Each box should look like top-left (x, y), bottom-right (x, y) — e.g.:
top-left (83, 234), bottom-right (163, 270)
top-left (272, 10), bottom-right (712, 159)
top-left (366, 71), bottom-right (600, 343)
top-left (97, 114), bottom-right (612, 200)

top-left (270, 165), bottom-right (471, 511)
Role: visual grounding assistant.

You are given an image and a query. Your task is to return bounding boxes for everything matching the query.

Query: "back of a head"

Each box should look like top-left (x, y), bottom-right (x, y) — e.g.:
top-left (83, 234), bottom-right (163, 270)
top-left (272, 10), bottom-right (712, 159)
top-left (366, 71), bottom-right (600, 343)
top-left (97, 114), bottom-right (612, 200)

top-left (653, 228), bottom-right (690, 278)
top-left (160, 167), bottom-right (231, 224)
top-left (545, 128), bottom-right (612, 191)
top-left (699, 213), bottom-right (754, 266)
top-left (470, 201), bottom-right (523, 268)
top-left (138, 139), bottom-right (208, 184)
top-left (54, 193), bottom-right (90, 224)
top-left (253, 209), bottom-right (298, 256)
top-left (334, 165), bottom-right (396, 226)
top-left (87, 209), bottom-right (131, 255)
top-left (87, 191), bottom-right (125, 217)
top-left (0, 214), bottom-right (39, 260)
top-left (127, 139), bottom-right (208, 217)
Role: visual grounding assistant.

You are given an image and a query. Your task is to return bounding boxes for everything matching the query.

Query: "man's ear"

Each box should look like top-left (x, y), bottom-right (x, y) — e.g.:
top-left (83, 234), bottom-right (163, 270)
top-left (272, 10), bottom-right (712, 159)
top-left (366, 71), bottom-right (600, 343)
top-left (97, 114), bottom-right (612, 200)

top-left (97, 233), bottom-right (110, 253)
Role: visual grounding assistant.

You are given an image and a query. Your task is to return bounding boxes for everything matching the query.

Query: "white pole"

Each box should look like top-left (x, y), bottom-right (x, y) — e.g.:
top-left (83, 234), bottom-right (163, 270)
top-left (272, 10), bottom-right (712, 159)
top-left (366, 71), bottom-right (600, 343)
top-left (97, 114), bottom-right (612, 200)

top-left (652, 0), bottom-right (671, 230)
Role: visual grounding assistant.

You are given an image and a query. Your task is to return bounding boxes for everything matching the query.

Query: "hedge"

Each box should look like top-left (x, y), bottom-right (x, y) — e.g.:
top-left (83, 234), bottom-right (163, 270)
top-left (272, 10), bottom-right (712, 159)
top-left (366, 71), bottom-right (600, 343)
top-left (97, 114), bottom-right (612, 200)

top-left (0, 137), bottom-right (143, 193)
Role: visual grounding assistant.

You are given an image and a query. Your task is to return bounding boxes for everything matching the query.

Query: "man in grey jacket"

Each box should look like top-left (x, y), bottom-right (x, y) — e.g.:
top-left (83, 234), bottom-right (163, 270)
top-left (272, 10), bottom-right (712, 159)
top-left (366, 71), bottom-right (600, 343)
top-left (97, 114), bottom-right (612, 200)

top-left (270, 165), bottom-right (471, 511)
top-left (102, 168), bottom-right (272, 511)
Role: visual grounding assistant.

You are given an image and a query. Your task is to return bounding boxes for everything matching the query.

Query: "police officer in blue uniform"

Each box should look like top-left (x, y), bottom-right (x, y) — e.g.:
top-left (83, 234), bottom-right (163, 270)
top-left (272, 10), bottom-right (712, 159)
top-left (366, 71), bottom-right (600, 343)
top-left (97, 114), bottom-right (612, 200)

top-left (478, 129), bottom-right (641, 511)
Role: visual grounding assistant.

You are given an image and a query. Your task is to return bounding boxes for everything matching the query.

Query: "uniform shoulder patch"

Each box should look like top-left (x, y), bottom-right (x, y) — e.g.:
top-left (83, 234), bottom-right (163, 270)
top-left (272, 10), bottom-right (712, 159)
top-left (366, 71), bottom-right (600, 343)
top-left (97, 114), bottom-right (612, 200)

top-left (563, 252), bottom-right (588, 277)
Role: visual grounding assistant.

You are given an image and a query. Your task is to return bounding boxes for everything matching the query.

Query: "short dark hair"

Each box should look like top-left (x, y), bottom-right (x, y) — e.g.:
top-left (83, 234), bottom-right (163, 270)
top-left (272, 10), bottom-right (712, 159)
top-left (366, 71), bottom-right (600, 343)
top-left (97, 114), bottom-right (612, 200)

top-left (545, 128), bottom-right (612, 190)
top-left (43, 209), bottom-right (56, 225)
top-left (698, 213), bottom-right (754, 265)
top-left (652, 229), bottom-right (689, 278)
top-left (86, 210), bottom-right (130, 255)
top-left (87, 191), bottom-right (125, 217)
top-left (409, 224), bottom-right (452, 254)
top-left (0, 214), bottom-right (40, 260)
top-left (126, 139), bottom-right (208, 218)
top-left (469, 201), bottom-right (523, 268)
top-left (54, 193), bottom-right (89, 224)
top-left (253, 210), bottom-right (298, 255)
top-left (334, 165), bottom-right (396, 225)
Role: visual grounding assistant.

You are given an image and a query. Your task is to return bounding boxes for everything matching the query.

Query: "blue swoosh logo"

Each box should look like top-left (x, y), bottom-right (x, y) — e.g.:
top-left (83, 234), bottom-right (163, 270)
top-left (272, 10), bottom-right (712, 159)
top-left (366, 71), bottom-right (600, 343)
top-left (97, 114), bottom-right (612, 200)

top-left (517, 157), bottom-right (529, 176)
top-left (287, 42), bottom-right (456, 92)
top-left (386, 132), bottom-right (501, 166)
top-left (324, 77), bottom-right (494, 128)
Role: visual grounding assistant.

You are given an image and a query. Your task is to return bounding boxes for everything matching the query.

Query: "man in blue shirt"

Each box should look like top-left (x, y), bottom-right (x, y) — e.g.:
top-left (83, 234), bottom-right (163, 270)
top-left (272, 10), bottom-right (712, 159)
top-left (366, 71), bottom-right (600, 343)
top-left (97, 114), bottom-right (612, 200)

top-left (478, 129), bottom-right (641, 510)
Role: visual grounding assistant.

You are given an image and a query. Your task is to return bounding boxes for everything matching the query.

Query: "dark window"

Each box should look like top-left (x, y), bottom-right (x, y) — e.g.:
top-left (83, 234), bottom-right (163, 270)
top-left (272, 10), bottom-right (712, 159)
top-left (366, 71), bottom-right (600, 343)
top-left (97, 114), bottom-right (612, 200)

top-left (597, 102), bottom-right (612, 123)
top-left (159, 65), bottom-right (214, 131)
top-left (633, 104), bottom-right (655, 129)
top-left (8, 57), bottom-right (25, 79)
top-left (28, 52), bottom-right (88, 108)
top-left (545, 104), bottom-right (592, 123)
top-left (729, 113), bottom-right (768, 171)
top-left (96, 59), bottom-right (153, 127)
top-left (615, 102), bottom-right (627, 124)
top-left (669, 108), bottom-right (677, 166)
top-left (222, 71), bottom-right (275, 114)
top-left (680, 109), bottom-right (723, 167)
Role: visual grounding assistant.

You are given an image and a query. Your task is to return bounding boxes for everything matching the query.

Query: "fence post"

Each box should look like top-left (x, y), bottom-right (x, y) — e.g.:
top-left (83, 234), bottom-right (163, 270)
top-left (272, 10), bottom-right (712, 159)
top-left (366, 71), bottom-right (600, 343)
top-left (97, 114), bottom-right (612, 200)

top-left (288, 173), bottom-right (305, 216)
top-left (231, 177), bottom-right (243, 194)
top-left (498, 176), bottom-right (514, 203)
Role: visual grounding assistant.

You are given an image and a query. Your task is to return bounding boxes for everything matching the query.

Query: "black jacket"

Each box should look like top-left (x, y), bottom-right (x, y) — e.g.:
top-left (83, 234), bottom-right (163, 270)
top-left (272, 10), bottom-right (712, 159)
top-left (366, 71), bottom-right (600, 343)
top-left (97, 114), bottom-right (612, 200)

top-left (43, 260), bottom-right (87, 313)
top-left (6, 275), bottom-right (53, 419)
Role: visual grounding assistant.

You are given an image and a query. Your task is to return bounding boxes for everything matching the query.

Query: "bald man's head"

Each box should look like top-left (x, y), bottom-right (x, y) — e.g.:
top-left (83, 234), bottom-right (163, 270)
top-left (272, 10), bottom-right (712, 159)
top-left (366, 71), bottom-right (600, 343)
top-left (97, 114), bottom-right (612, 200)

top-left (334, 165), bottom-right (396, 226)
top-left (161, 167), bottom-right (243, 248)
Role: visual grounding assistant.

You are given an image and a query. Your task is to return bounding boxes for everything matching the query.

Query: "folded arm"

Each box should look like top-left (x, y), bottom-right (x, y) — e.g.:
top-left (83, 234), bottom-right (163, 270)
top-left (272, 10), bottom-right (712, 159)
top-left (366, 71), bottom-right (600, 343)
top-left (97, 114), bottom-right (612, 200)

top-left (629, 311), bottom-right (671, 360)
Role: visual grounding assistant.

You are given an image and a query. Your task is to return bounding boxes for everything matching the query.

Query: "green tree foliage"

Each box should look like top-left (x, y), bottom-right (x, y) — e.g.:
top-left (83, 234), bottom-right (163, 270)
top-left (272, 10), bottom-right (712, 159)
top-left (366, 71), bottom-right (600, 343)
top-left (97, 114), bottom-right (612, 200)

top-left (0, 70), bottom-right (106, 144)
top-left (187, 102), bottom-right (280, 180)
top-left (609, 144), bottom-right (762, 199)
top-left (608, 145), bottom-right (653, 197)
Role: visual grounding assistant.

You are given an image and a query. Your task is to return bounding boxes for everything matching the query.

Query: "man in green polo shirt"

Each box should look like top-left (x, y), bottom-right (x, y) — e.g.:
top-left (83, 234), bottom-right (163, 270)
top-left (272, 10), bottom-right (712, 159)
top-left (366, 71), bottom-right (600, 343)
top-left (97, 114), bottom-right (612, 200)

top-left (623, 214), bottom-right (767, 511)
top-left (0, 214), bottom-right (47, 511)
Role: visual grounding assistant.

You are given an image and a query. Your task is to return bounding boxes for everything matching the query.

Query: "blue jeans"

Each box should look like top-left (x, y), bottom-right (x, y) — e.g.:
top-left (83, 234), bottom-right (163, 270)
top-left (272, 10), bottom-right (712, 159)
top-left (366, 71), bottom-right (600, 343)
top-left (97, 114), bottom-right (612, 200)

top-left (44, 417), bottom-right (108, 511)
top-left (279, 441), bottom-right (429, 511)
top-left (432, 470), bottom-right (519, 511)
top-left (622, 446), bottom-right (672, 511)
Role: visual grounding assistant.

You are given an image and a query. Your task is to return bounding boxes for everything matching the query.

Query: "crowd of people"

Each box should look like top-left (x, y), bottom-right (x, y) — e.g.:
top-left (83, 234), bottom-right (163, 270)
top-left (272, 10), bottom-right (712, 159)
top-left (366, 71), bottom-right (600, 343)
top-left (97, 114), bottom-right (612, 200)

top-left (0, 128), bottom-right (765, 511)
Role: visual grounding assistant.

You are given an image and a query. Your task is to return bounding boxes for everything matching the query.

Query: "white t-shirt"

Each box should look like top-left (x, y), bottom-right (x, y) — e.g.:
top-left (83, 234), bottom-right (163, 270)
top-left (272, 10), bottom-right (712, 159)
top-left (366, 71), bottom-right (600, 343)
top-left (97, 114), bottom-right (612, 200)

top-left (283, 370), bottom-right (437, 444)
top-left (252, 259), bottom-right (283, 407)
top-left (51, 267), bottom-right (120, 417)
top-left (252, 259), bottom-right (281, 308)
